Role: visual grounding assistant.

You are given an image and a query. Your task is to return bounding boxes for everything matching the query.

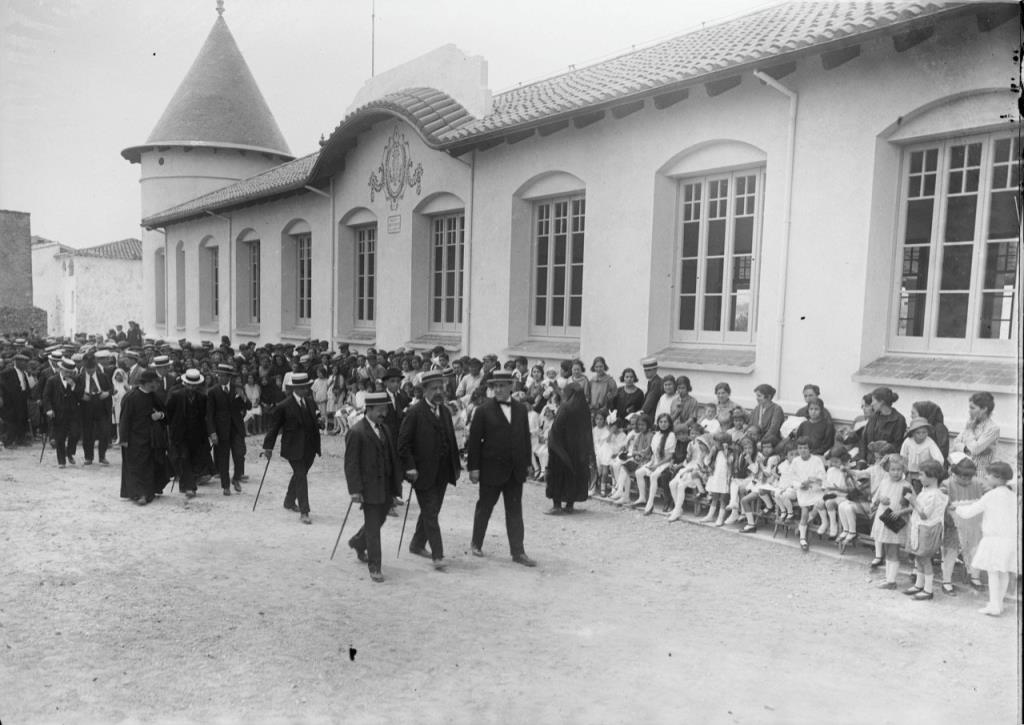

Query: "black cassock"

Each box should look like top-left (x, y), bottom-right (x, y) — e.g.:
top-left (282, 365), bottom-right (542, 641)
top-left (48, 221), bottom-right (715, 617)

top-left (545, 384), bottom-right (595, 505)
top-left (118, 388), bottom-right (164, 500)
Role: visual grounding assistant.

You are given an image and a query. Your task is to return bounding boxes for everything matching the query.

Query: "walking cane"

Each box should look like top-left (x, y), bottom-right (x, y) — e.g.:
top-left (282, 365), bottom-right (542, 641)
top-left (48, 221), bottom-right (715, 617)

top-left (38, 430), bottom-right (48, 463)
top-left (251, 451), bottom-right (272, 512)
top-left (396, 484), bottom-right (415, 558)
top-left (330, 499), bottom-right (355, 561)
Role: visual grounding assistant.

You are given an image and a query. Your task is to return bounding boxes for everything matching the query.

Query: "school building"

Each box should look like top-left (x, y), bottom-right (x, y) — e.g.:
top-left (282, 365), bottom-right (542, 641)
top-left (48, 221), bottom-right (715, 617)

top-left (122, 1), bottom-right (1021, 446)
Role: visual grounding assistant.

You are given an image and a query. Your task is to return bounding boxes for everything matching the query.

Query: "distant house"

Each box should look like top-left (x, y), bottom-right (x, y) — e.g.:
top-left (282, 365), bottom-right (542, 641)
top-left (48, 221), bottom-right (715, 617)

top-left (32, 237), bottom-right (143, 338)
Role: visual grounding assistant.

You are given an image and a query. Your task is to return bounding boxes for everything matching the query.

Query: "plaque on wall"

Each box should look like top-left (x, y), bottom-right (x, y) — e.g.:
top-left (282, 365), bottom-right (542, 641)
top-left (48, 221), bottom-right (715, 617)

top-left (387, 215), bottom-right (401, 234)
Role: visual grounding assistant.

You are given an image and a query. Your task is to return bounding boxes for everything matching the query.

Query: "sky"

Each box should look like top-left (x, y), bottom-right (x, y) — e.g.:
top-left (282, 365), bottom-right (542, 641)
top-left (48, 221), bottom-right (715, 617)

top-left (0, 0), bottom-right (779, 248)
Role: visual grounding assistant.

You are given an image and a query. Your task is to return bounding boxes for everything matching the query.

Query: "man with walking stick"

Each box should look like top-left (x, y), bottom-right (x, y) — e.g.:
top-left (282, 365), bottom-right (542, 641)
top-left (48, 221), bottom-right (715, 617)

top-left (261, 371), bottom-right (320, 524)
top-left (344, 392), bottom-right (403, 582)
top-left (397, 370), bottom-right (461, 571)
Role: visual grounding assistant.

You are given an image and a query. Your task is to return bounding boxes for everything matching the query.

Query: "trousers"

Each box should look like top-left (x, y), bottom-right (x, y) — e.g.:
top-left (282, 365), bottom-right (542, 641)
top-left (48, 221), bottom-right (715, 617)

top-left (409, 483), bottom-right (449, 560)
top-left (284, 449), bottom-right (316, 513)
top-left (471, 479), bottom-right (525, 557)
top-left (214, 432), bottom-right (246, 488)
top-left (349, 503), bottom-right (389, 571)
top-left (79, 401), bottom-right (109, 462)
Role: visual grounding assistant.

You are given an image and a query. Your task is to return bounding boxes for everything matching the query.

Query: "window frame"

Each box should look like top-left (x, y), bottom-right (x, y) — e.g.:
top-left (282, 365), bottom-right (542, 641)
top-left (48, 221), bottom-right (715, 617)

top-left (247, 239), bottom-right (261, 324)
top-left (428, 212), bottom-right (465, 333)
top-left (670, 167), bottom-right (764, 345)
top-left (529, 194), bottom-right (586, 339)
top-left (295, 233), bottom-right (312, 324)
top-left (354, 224), bottom-right (377, 330)
top-left (888, 132), bottom-right (1020, 357)
top-left (210, 245), bottom-right (219, 322)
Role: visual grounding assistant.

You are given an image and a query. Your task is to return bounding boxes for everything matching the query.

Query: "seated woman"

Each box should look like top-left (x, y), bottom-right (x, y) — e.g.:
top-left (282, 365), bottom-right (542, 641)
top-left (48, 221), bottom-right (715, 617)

top-left (713, 382), bottom-right (738, 428)
top-left (950, 391), bottom-right (1000, 469)
top-left (795, 399), bottom-right (835, 456)
top-left (750, 384), bottom-right (785, 444)
top-left (795, 383), bottom-right (833, 425)
top-left (860, 386), bottom-right (908, 460)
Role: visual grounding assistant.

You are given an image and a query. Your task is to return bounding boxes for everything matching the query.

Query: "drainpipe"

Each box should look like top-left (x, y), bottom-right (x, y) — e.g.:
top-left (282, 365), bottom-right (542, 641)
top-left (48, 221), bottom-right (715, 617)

top-left (462, 151), bottom-right (477, 356)
top-left (752, 69), bottom-right (797, 399)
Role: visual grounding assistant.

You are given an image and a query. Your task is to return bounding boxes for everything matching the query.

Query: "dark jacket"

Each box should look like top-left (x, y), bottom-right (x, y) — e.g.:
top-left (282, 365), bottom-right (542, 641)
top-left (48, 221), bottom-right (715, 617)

top-left (466, 398), bottom-right (531, 487)
top-left (166, 387), bottom-right (209, 449)
top-left (640, 375), bottom-right (663, 419)
top-left (344, 418), bottom-right (402, 504)
top-left (42, 375), bottom-right (81, 423)
top-left (397, 400), bottom-right (461, 490)
top-left (77, 368), bottom-right (113, 417)
top-left (262, 394), bottom-right (321, 461)
top-left (118, 388), bottom-right (163, 455)
top-left (206, 384), bottom-right (249, 440)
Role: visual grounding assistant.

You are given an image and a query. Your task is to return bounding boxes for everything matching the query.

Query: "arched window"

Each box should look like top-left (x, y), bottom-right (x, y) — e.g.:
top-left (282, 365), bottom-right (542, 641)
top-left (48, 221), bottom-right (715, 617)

top-left (198, 236), bottom-right (219, 327)
top-left (236, 229), bottom-right (260, 328)
top-left (281, 220), bottom-right (312, 331)
top-left (175, 241), bottom-right (186, 329)
top-left (154, 248), bottom-right (166, 325)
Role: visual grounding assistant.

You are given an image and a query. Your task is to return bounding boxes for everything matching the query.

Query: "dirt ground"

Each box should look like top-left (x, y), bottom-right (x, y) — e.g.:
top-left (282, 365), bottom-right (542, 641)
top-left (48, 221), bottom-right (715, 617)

top-left (1, 433), bottom-right (1021, 725)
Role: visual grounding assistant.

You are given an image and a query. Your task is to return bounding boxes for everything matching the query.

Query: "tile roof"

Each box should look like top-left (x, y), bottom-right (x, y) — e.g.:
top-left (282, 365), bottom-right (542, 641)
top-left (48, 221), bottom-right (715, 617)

top-left (438, 1), bottom-right (967, 142)
top-left (30, 236), bottom-right (74, 254)
top-left (122, 15), bottom-right (291, 163)
top-left (143, 152), bottom-right (319, 228)
top-left (72, 239), bottom-right (143, 261)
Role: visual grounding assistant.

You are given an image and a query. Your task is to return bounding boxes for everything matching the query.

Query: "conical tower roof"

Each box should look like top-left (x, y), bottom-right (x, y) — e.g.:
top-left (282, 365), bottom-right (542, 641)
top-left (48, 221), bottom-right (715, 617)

top-left (122, 7), bottom-right (292, 162)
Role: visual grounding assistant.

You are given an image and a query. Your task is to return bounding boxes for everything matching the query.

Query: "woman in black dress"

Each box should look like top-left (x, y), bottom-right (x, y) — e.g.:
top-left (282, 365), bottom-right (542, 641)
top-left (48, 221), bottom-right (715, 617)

top-left (544, 383), bottom-right (596, 514)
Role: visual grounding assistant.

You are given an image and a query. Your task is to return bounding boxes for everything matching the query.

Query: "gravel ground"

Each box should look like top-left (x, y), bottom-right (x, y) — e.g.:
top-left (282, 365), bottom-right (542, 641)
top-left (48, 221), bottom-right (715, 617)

top-left (1, 434), bottom-right (1021, 725)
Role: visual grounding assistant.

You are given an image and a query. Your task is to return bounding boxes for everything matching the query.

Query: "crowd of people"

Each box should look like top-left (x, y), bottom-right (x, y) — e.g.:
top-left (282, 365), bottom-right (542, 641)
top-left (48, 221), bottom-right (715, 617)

top-left (0, 329), bottom-right (1019, 607)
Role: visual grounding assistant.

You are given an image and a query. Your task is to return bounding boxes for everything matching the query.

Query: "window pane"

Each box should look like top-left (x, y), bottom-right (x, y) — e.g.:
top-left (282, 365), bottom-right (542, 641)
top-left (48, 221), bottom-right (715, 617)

top-left (708, 219), bottom-right (726, 256)
top-left (554, 236), bottom-right (566, 265)
top-left (936, 293), bottom-right (968, 338)
top-left (570, 266), bottom-right (583, 295)
top-left (734, 217), bottom-right (753, 255)
top-left (984, 241), bottom-right (1017, 288)
top-left (729, 291), bottom-right (751, 332)
top-left (704, 258), bottom-right (724, 294)
top-left (553, 266), bottom-right (565, 296)
top-left (940, 245), bottom-right (973, 290)
top-left (535, 299), bottom-right (546, 327)
top-left (537, 238), bottom-right (548, 266)
top-left (569, 297), bottom-right (582, 327)
top-left (703, 296), bottom-right (722, 331)
top-left (944, 196), bottom-right (977, 242)
top-left (433, 298), bottom-right (441, 323)
top-left (732, 257), bottom-right (752, 290)
top-left (988, 190), bottom-right (1019, 239)
top-left (678, 296), bottom-right (696, 330)
top-left (979, 292), bottom-right (1015, 339)
top-left (571, 235), bottom-right (584, 263)
top-left (682, 223), bottom-right (699, 257)
top-left (901, 246), bottom-right (930, 291)
top-left (552, 297), bottom-right (564, 327)
top-left (897, 292), bottom-right (926, 337)
top-left (681, 259), bottom-right (698, 294)
top-left (535, 267), bottom-right (547, 296)
top-left (905, 199), bottom-right (933, 245)
top-left (445, 298), bottom-right (454, 323)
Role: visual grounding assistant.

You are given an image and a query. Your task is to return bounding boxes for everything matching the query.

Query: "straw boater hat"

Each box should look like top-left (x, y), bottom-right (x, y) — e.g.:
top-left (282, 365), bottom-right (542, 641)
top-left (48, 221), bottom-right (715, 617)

top-left (364, 391), bottom-right (389, 407)
top-left (150, 355), bottom-right (171, 368)
top-left (420, 370), bottom-right (446, 385)
top-left (181, 368), bottom-right (204, 386)
top-left (58, 359), bottom-right (77, 373)
top-left (486, 371), bottom-right (515, 385)
top-left (216, 363), bottom-right (238, 376)
top-left (287, 372), bottom-right (313, 388)
top-left (641, 357), bottom-right (658, 371)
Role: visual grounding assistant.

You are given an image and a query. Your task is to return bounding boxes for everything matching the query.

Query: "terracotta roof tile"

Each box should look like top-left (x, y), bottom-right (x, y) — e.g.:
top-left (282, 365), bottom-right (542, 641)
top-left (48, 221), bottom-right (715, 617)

top-left (143, 152), bottom-right (319, 228)
top-left (72, 239), bottom-right (143, 261)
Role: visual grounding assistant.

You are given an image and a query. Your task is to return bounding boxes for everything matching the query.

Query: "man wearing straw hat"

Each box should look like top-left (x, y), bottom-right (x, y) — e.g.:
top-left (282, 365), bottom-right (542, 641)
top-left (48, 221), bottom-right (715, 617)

top-left (42, 358), bottom-right (82, 468)
top-left (467, 370), bottom-right (537, 567)
top-left (262, 371), bottom-right (321, 524)
top-left (345, 391), bottom-right (403, 582)
top-left (207, 363), bottom-right (250, 496)
top-left (166, 368), bottom-right (211, 499)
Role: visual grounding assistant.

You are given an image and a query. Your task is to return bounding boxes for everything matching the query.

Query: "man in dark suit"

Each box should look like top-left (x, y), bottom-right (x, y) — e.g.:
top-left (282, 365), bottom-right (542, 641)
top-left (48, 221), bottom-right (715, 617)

top-left (640, 356), bottom-right (663, 420)
top-left (207, 363), bottom-right (249, 495)
top-left (262, 371), bottom-right (320, 524)
top-left (0, 352), bottom-right (32, 446)
top-left (380, 366), bottom-right (410, 517)
top-left (398, 370), bottom-right (461, 570)
top-left (166, 368), bottom-right (210, 498)
top-left (43, 359), bottom-right (82, 468)
top-left (77, 353), bottom-right (112, 465)
top-left (467, 370), bottom-right (536, 567)
top-left (345, 392), bottom-right (403, 582)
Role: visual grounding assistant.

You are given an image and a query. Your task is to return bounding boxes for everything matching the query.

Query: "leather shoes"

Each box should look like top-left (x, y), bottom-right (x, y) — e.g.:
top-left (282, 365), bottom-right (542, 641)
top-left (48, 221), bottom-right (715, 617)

top-left (185, 491), bottom-right (196, 499)
top-left (99, 459), bottom-right (109, 465)
top-left (349, 541), bottom-right (367, 562)
top-left (432, 559), bottom-right (447, 571)
top-left (232, 480), bottom-right (242, 493)
top-left (903, 586), bottom-right (924, 596)
top-left (409, 546), bottom-right (430, 558)
top-left (223, 489), bottom-right (231, 496)
top-left (470, 546), bottom-right (484, 557)
top-left (544, 506), bottom-right (564, 515)
top-left (284, 503), bottom-right (299, 512)
top-left (913, 591), bottom-right (934, 601)
top-left (300, 513), bottom-right (311, 525)
top-left (369, 569), bottom-right (385, 583)
top-left (877, 582), bottom-right (898, 590)
top-left (512, 554), bottom-right (537, 567)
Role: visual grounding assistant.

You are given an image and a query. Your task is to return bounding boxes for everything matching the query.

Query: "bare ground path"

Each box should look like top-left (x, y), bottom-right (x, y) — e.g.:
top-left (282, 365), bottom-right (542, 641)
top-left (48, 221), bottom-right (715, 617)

top-left (1, 436), bottom-right (1020, 724)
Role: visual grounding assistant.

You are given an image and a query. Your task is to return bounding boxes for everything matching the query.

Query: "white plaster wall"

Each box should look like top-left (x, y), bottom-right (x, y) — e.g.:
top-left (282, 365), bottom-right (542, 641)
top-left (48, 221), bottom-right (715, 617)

top-left (31, 243), bottom-right (64, 336)
top-left (72, 257), bottom-right (143, 338)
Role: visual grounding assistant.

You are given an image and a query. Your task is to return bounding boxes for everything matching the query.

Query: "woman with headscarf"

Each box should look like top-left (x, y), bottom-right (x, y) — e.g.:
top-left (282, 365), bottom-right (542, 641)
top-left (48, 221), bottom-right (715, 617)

top-left (544, 382), bottom-right (596, 514)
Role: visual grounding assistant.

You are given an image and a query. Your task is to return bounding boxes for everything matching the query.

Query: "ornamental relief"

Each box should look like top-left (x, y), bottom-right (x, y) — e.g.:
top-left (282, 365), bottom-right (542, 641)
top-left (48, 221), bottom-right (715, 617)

top-left (368, 126), bottom-right (424, 211)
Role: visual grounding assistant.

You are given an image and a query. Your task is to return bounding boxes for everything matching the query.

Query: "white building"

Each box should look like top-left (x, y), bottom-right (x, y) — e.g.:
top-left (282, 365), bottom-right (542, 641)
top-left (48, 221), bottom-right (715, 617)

top-left (32, 237), bottom-right (143, 338)
top-left (124, 2), bottom-right (1020, 451)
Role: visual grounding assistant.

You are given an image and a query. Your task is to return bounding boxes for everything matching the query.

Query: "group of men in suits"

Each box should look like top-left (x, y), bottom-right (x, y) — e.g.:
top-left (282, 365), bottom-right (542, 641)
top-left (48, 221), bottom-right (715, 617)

top-left (342, 368), bottom-right (536, 583)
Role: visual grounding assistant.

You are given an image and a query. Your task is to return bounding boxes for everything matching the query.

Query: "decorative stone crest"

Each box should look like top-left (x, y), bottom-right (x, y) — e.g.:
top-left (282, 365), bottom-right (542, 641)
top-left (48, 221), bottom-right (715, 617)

top-left (368, 127), bottom-right (424, 210)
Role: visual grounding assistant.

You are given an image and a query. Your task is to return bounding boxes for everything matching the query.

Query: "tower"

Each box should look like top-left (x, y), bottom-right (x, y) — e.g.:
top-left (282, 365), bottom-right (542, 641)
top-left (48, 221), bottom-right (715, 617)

top-left (122, 1), bottom-right (293, 334)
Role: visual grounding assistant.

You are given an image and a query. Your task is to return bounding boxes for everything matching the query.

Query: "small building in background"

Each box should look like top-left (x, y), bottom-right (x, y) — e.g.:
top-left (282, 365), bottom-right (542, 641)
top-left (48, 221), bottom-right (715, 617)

top-left (0, 210), bottom-right (46, 335)
top-left (32, 237), bottom-right (143, 339)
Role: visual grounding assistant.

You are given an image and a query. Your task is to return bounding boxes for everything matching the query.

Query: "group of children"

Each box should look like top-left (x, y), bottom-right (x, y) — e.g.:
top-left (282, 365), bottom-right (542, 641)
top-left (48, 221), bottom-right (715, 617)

top-left (571, 384), bottom-right (1019, 618)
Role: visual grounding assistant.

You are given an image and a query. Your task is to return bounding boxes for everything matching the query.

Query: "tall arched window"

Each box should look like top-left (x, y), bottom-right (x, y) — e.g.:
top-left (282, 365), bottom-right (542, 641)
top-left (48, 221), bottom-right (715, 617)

top-left (175, 241), bottom-right (186, 329)
top-left (154, 249), bottom-right (166, 325)
top-left (236, 229), bottom-right (261, 328)
top-left (281, 220), bottom-right (312, 332)
top-left (198, 236), bottom-right (219, 327)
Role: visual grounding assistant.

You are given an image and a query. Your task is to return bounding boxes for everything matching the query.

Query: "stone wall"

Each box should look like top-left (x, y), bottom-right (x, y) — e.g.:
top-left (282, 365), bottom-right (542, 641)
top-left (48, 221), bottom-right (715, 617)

top-left (0, 210), bottom-right (33, 308)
